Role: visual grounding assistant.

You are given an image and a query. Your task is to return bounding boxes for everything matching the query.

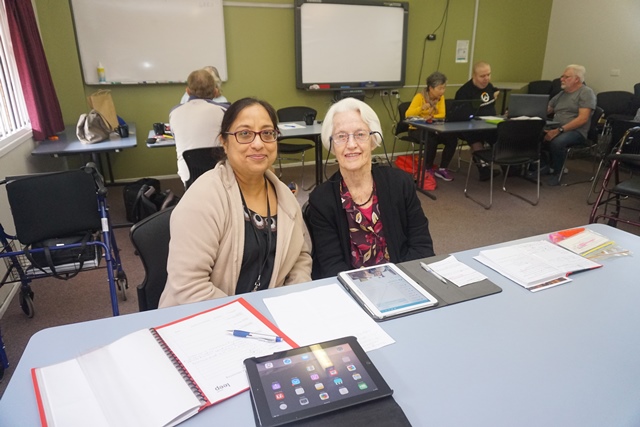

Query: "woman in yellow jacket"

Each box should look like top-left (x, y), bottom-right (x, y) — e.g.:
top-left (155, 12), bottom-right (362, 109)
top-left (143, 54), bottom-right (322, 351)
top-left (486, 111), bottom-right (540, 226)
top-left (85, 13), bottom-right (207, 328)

top-left (406, 71), bottom-right (458, 182)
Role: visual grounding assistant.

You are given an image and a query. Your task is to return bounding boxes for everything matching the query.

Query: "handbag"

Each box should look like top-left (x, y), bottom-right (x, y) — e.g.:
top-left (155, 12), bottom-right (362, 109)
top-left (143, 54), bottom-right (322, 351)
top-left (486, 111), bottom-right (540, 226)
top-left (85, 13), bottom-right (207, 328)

top-left (76, 109), bottom-right (112, 144)
top-left (87, 89), bottom-right (118, 130)
top-left (25, 232), bottom-right (98, 279)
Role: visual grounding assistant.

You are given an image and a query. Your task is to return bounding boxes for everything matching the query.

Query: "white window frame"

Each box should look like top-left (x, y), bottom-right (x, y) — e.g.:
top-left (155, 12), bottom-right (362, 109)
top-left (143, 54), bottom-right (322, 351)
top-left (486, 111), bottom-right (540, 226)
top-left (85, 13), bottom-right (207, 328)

top-left (0, 0), bottom-right (33, 158)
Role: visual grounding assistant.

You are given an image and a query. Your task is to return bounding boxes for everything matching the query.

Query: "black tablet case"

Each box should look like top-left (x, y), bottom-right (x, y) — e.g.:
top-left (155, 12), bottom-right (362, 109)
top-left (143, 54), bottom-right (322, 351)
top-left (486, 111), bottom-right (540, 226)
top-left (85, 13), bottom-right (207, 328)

top-left (397, 255), bottom-right (502, 313)
top-left (251, 394), bottom-right (412, 427)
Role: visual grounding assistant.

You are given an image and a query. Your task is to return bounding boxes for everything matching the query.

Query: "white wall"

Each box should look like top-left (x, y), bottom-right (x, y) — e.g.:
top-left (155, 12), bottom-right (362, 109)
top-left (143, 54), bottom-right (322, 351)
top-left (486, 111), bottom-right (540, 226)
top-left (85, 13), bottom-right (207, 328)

top-left (542, 0), bottom-right (640, 94)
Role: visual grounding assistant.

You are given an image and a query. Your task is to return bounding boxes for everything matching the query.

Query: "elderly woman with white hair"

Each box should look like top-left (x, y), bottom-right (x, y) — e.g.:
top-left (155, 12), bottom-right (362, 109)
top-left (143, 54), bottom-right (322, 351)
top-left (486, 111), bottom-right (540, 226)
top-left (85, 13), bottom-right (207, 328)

top-left (307, 98), bottom-right (435, 279)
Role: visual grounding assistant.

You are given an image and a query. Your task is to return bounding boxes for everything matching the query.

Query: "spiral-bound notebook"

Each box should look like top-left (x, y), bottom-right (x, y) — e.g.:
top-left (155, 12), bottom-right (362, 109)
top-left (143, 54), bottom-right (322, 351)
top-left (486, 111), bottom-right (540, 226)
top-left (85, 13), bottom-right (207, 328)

top-left (31, 298), bottom-right (296, 427)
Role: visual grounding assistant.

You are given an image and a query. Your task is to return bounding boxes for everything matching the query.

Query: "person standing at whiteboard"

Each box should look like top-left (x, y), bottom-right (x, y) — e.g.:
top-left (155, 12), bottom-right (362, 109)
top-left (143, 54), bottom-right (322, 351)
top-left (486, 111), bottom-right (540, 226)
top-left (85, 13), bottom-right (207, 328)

top-left (180, 66), bottom-right (229, 107)
top-left (170, 69), bottom-right (227, 186)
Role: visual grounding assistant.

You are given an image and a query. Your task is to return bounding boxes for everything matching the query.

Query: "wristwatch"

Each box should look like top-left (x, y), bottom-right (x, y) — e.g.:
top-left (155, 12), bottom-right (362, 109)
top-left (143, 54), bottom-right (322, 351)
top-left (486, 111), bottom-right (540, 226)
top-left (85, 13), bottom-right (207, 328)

top-left (558, 127), bottom-right (565, 133)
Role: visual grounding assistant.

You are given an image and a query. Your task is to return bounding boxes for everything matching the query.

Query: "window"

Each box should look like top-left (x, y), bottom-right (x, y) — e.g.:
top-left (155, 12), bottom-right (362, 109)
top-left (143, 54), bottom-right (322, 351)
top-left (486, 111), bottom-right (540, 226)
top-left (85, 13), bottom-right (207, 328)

top-left (0, 0), bottom-right (31, 154)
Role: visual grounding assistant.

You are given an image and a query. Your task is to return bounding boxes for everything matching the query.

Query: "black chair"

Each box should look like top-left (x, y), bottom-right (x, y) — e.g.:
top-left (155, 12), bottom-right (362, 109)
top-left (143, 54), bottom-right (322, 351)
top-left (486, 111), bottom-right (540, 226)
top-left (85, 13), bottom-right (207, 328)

top-left (129, 206), bottom-right (175, 311)
top-left (391, 102), bottom-right (421, 172)
top-left (589, 126), bottom-right (640, 229)
top-left (276, 106), bottom-right (316, 189)
top-left (528, 80), bottom-right (553, 95)
top-left (183, 147), bottom-right (225, 189)
top-left (557, 106), bottom-right (605, 186)
top-left (635, 83), bottom-right (640, 98)
top-left (549, 78), bottom-right (562, 99)
top-left (464, 119), bottom-right (546, 209)
top-left (597, 91), bottom-right (636, 123)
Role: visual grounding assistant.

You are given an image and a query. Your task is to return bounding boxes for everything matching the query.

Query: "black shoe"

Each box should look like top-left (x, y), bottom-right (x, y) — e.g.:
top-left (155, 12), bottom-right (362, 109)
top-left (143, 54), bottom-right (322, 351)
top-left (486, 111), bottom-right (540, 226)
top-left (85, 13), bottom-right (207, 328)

top-left (479, 166), bottom-right (500, 182)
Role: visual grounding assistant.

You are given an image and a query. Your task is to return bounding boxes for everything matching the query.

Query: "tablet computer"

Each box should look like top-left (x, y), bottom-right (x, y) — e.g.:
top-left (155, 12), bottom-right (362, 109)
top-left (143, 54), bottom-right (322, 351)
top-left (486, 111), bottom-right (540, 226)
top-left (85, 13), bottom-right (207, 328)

top-left (244, 336), bottom-right (393, 427)
top-left (337, 263), bottom-right (438, 320)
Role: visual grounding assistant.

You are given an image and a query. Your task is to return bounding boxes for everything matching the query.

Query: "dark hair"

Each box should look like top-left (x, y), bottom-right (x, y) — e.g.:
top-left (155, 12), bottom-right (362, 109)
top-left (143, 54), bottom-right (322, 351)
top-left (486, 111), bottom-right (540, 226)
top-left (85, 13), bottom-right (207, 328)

top-left (219, 97), bottom-right (278, 139)
top-left (426, 71), bottom-right (447, 89)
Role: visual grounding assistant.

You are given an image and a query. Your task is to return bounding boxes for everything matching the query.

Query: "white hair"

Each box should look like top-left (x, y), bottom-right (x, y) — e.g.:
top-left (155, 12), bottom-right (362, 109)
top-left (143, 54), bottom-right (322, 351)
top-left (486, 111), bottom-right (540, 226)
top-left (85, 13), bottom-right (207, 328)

top-left (566, 64), bottom-right (586, 83)
top-left (320, 98), bottom-right (383, 151)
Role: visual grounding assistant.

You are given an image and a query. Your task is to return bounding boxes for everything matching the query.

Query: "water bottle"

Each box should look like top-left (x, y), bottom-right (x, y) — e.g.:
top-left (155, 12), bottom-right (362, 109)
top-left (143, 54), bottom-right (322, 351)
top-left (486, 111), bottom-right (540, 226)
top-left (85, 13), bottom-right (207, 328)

top-left (97, 62), bottom-right (106, 83)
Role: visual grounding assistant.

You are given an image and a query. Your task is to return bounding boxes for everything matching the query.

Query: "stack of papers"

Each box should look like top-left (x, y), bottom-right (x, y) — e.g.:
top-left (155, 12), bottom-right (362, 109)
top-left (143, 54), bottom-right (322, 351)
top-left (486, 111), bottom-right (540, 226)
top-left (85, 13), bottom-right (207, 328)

top-left (556, 229), bottom-right (614, 257)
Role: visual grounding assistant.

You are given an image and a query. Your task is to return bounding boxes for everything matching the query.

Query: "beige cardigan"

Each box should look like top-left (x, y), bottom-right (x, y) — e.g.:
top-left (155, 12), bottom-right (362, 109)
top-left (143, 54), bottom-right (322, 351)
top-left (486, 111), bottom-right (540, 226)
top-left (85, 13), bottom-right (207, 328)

top-left (158, 161), bottom-right (312, 307)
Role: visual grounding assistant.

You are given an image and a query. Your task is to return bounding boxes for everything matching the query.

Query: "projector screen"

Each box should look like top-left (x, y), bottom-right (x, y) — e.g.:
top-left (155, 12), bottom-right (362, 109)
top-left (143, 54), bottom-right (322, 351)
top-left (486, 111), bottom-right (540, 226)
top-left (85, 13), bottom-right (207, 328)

top-left (295, 0), bottom-right (408, 91)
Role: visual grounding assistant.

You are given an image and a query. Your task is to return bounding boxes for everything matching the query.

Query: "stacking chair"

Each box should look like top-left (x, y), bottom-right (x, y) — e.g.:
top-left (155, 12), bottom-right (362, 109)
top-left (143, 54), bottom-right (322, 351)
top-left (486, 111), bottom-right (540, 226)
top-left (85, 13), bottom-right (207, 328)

top-left (464, 119), bottom-right (546, 209)
top-left (589, 126), bottom-right (640, 229)
top-left (276, 106), bottom-right (316, 189)
top-left (129, 206), bottom-right (174, 311)
top-left (391, 102), bottom-right (421, 172)
top-left (557, 106), bottom-right (604, 186)
top-left (635, 83), bottom-right (640, 98)
top-left (183, 146), bottom-right (225, 189)
top-left (528, 80), bottom-right (553, 95)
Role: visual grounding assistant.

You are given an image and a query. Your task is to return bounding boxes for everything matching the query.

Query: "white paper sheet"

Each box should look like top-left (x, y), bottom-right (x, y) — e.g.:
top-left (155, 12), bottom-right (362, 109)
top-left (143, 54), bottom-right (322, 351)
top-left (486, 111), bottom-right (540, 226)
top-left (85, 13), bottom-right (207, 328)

top-left (428, 255), bottom-right (487, 287)
top-left (263, 283), bottom-right (395, 352)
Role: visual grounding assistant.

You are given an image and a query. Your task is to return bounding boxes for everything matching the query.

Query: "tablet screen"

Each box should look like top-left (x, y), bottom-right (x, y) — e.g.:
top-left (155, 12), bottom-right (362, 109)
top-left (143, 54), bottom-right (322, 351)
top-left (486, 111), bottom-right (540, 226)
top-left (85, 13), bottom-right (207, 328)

top-left (244, 336), bottom-right (392, 426)
top-left (338, 263), bottom-right (437, 319)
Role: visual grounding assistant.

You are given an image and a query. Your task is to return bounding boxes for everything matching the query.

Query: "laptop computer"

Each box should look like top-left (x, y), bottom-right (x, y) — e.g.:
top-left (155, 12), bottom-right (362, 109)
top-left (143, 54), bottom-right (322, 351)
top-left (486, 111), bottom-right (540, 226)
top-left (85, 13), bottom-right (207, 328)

top-left (507, 94), bottom-right (549, 119)
top-left (445, 99), bottom-right (483, 122)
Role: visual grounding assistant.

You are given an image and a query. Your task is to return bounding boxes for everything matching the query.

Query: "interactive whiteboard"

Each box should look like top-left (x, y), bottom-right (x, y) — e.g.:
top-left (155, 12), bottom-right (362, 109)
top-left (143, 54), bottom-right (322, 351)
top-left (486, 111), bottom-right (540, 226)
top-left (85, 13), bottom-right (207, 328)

top-left (69, 0), bottom-right (227, 84)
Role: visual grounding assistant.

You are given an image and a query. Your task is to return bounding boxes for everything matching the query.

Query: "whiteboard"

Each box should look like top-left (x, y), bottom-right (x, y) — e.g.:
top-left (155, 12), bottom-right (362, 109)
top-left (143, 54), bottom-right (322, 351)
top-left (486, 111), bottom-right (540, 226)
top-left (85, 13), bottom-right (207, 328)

top-left (70, 0), bottom-right (227, 84)
top-left (295, 0), bottom-right (407, 90)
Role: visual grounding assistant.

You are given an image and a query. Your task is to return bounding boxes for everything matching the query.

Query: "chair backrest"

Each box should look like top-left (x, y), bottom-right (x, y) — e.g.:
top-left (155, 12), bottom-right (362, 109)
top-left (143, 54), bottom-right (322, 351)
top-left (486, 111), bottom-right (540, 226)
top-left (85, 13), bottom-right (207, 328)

top-left (610, 119), bottom-right (640, 153)
top-left (395, 101), bottom-right (412, 135)
top-left (550, 78), bottom-right (562, 99)
top-left (493, 119), bottom-right (546, 163)
top-left (183, 147), bottom-right (225, 189)
top-left (129, 206), bottom-right (175, 311)
top-left (528, 80), bottom-right (553, 95)
top-left (6, 168), bottom-right (101, 245)
top-left (597, 91), bottom-right (636, 118)
top-left (587, 106), bottom-right (605, 143)
top-left (634, 83), bottom-right (640, 98)
top-left (277, 106), bottom-right (317, 122)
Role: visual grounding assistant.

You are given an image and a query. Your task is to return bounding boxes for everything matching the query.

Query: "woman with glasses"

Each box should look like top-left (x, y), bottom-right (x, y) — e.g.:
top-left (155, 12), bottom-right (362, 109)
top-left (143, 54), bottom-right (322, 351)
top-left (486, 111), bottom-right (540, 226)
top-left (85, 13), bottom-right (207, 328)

top-left (159, 97), bottom-right (312, 307)
top-left (307, 98), bottom-right (435, 280)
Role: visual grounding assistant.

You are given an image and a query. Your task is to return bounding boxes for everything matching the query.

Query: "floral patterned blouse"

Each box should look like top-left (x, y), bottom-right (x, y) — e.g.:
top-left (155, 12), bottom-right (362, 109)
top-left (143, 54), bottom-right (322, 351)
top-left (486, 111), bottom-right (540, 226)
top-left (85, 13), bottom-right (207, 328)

top-left (340, 180), bottom-right (389, 268)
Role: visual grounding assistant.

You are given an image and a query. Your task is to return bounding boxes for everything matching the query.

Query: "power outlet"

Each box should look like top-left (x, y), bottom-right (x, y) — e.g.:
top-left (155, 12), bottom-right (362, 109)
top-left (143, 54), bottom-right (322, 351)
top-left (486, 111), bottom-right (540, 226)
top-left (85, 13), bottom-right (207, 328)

top-left (391, 90), bottom-right (399, 96)
top-left (381, 90), bottom-right (390, 96)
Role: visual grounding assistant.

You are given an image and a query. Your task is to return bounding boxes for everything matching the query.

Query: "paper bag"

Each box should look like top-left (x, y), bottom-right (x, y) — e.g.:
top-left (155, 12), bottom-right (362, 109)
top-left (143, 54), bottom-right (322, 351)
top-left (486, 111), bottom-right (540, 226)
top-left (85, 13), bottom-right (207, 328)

top-left (87, 89), bottom-right (118, 130)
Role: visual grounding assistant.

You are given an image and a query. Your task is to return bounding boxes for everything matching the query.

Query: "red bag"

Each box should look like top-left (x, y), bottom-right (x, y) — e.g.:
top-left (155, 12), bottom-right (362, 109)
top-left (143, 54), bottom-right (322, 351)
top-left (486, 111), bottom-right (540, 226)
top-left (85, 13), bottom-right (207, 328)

top-left (395, 155), bottom-right (419, 178)
top-left (422, 170), bottom-right (437, 191)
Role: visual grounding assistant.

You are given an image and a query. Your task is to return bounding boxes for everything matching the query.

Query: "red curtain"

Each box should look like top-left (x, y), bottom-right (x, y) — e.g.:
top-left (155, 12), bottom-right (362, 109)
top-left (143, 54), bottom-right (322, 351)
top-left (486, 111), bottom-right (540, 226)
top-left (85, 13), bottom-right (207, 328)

top-left (5, 0), bottom-right (64, 141)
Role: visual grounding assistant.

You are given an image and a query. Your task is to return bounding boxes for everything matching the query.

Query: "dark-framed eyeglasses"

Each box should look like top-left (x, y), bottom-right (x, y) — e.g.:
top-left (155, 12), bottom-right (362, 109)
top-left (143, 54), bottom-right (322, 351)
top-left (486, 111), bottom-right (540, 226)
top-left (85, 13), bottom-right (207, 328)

top-left (224, 129), bottom-right (279, 144)
top-left (330, 130), bottom-right (375, 145)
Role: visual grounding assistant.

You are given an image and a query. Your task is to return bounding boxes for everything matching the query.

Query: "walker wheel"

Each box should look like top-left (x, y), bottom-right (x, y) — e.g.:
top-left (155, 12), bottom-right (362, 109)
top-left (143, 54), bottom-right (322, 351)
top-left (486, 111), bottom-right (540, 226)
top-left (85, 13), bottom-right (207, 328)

top-left (117, 271), bottom-right (128, 301)
top-left (19, 291), bottom-right (35, 318)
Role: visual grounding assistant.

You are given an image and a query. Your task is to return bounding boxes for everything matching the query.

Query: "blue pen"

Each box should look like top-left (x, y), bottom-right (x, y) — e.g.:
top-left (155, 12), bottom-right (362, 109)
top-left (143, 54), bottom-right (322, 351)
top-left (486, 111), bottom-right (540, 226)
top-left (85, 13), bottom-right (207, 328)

top-left (228, 330), bottom-right (282, 342)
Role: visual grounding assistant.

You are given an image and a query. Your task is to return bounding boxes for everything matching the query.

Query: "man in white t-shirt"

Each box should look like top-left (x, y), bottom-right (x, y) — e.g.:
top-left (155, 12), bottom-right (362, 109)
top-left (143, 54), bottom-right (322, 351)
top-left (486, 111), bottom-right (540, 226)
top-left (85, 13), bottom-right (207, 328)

top-left (170, 69), bottom-right (227, 186)
top-left (179, 66), bottom-right (229, 107)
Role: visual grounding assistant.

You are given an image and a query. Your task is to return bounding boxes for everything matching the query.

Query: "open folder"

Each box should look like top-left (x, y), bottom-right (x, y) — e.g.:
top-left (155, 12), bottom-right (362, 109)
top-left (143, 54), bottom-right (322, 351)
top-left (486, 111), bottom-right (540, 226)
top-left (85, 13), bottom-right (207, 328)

top-left (31, 299), bottom-right (296, 427)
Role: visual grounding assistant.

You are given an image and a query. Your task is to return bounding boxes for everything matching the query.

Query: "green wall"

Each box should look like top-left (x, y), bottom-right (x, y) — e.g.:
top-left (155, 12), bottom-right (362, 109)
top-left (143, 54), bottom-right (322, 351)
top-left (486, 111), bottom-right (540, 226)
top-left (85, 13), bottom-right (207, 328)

top-left (35, 0), bottom-right (552, 180)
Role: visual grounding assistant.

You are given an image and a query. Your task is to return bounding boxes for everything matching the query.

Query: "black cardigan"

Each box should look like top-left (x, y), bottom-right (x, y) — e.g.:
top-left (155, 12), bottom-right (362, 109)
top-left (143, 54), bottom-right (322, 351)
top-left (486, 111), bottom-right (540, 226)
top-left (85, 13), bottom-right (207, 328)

top-left (307, 166), bottom-right (435, 279)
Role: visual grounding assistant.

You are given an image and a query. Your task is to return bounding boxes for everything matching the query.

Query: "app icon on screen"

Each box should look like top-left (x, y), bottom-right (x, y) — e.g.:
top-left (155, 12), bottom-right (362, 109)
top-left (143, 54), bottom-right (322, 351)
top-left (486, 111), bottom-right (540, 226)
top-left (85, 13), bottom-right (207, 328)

top-left (306, 365), bottom-right (315, 372)
top-left (347, 365), bottom-right (356, 371)
top-left (342, 356), bottom-right (351, 363)
top-left (310, 373), bottom-right (319, 380)
top-left (319, 392), bottom-right (329, 400)
top-left (291, 377), bottom-right (301, 386)
top-left (275, 392), bottom-right (285, 400)
top-left (333, 377), bottom-right (343, 385)
top-left (300, 397), bottom-right (309, 405)
top-left (352, 373), bottom-right (362, 380)
top-left (283, 358), bottom-right (292, 365)
top-left (272, 382), bottom-right (281, 390)
top-left (301, 354), bottom-right (310, 360)
top-left (265, 362), bottom-right (274, 369)
top-left (295, 387), bottom-right (305, 395)
top-left (339, 387), bottom-right (349, 395)
top-left (328, 369), bottom-right (338, 376)
top-left (358, 382), bottom-right (368, 390)
top-left (279, 403), bottom-right (288, 410)
top-left (315, 382), bottom-right (324, 390)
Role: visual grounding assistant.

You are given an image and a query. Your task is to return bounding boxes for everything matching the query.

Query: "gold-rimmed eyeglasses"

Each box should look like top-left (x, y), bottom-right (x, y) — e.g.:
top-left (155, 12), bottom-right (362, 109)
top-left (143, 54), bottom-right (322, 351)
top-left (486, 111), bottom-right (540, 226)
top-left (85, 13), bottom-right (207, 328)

top-left (331, 130), bottom-right (375, 146)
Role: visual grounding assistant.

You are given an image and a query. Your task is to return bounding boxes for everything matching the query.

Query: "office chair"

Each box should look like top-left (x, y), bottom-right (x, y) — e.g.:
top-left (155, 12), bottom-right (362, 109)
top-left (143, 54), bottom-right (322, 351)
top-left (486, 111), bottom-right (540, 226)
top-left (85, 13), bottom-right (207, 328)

top-left (589, 126), bottom-right (640, 229)
top-left (528, 80), bottom-right (553, 95)
top-left (635, 83), bottom-right (640, 98)
top-left (391, 102), bottom-right (421, 174)
top-left (557, 106), bottom-right (604, 186)
top-left (597, 91), bottom-right (636, 125)
top-left (183, 147), bottom-right (225, 189)
top-left (276, 107), bottom-right (316, 189)
top-left (129, 206), bottom-right (175, 311)
top-left (549, 78), bottom-right (562, 99)
top-left (464, 119), bottom-right (546, 209)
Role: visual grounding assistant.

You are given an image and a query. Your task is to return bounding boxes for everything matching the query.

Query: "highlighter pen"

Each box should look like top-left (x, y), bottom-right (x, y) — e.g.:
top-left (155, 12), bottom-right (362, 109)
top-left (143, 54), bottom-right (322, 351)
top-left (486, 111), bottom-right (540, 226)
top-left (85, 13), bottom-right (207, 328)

top-left (420, 262), bottom-right (447, 284)
top-left (228, 330), bottom-right (282, 342)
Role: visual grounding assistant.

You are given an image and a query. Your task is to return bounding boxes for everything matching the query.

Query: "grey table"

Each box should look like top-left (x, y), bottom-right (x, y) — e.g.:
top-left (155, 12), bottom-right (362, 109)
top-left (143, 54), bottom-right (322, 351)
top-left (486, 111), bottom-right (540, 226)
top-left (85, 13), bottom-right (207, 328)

top-left (31, 123), bottom-right (137, 184)
top-left (147, 121), bottom-right (325, 186)
top-left (1, 223), bottom-right (639, 427)
top-left (407, 119), bottom-right (498, 198)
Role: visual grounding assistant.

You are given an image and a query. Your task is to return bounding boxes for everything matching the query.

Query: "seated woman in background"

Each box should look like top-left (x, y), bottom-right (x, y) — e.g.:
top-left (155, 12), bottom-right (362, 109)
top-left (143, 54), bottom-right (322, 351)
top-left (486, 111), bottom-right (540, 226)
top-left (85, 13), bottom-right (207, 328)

top-left (307, 98), bottom-right (435, 280)
top-left (159, 98), bottom-right (312, 307)
top-left (406, 71), bottom-right (458, 182)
